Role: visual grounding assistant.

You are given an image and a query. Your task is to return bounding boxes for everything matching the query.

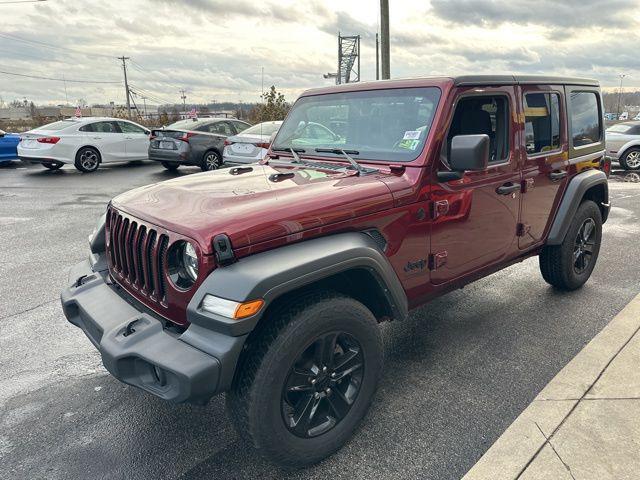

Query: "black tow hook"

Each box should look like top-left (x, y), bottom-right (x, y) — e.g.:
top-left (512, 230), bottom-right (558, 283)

top-left (123, 319), bottom-right (140, 337)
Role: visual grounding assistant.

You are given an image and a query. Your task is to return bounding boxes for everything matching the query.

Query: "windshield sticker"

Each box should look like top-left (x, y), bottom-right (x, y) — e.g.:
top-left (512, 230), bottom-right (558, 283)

top-left (403, 130), bottom-right (421, 140)
top-left (398, 139), bottom-right (420, 150)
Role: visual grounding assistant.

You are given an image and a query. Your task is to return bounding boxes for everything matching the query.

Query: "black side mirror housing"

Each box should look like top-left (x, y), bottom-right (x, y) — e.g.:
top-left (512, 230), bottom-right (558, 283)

top-left (438, 134), bottom-right (490, 182)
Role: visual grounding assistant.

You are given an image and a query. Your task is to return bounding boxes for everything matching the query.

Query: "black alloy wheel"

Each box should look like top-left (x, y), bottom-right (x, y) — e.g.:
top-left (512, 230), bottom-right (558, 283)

top-left (282, 331), bottom-right (364, 438)
top-left (573, 218), bottom-right (596, 274)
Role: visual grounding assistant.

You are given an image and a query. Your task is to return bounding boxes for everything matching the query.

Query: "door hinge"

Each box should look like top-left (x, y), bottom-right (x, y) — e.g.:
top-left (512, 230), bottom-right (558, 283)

top-left (516, 223), bottom-right (531, 237)
top-left (428, 251), bottom-right (448, 270)
top-left (431, 200), bottom-right (449, 220)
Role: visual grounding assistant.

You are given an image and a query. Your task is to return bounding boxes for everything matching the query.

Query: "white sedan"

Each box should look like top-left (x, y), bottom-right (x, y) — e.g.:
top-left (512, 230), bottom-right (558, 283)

top-left (18, 117), bottom-right (150, 172)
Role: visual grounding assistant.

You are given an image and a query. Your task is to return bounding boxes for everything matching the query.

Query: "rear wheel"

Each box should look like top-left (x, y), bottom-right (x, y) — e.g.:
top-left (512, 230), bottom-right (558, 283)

top-left (42, 162), bottom-right (63, 171)
top-left (539, 200), bottom-right (602, 290)
top-left (227, 292), bottom-right (383, 467)
top-left (161, 162), bottom-right (179, 171)
top-left (74, 147), bottom-right (100, 173)
top-left (620, 147), bottom-right (640, 170)
top-left (201, 150), bottom-right (221, 171)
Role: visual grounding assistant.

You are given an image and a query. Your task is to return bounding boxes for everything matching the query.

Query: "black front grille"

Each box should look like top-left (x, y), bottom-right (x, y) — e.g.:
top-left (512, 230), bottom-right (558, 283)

top-left (107, 209), bottom-right (169, 303)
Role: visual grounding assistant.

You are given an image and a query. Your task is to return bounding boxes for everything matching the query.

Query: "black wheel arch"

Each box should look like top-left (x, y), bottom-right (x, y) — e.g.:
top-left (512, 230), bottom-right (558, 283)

top-left (185, 232), bottom-right (409, 338)
top-left (547, 169), bottom-right (609, 246)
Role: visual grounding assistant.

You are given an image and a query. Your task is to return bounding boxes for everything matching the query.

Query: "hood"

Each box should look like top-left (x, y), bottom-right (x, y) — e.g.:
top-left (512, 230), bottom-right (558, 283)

top-left (111, 163), bottom-right (394, 254)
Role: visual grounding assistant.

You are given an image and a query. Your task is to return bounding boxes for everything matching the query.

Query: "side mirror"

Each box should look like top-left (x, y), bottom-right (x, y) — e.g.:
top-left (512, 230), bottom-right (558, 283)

top-left (438, 134), bottom-right (490, 181)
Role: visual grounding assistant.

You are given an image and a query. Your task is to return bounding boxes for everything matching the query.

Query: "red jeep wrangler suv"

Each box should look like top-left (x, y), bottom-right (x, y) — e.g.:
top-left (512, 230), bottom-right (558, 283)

top-left (62, 75), bottom-right (610, 467)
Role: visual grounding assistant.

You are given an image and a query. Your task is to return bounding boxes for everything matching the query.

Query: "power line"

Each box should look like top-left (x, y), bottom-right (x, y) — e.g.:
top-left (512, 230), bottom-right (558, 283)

top-left (0, 67), bottom-right (121, 84)
top-left (0, 32), bottom-right (114, 59)
top-left (0, 0), bottom-right (47, 4)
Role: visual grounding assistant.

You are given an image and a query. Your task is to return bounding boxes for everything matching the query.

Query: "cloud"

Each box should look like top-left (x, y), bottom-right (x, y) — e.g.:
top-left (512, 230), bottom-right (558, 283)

top-left (430, 0), bottom-right (636, 31)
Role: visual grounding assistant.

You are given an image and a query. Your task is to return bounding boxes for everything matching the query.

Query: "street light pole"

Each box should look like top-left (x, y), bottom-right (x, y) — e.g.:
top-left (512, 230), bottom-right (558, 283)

top-left (380, 0), bottom-right (390, 79)
top-left (616, 74), bottom-right (626, 119)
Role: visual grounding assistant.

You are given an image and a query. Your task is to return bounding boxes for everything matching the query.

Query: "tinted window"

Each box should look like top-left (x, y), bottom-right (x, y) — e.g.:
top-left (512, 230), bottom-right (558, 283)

top-left (524, 93), bottom-right (561, 154)
top-left (273, 87), bottom-right (441, 162)
top-left (207, 122), bottom-right (233, 135)
top-left (92, 121), bottom-right (119, 133)
top-left (79, 123), bottom-right (94, 132)
top-left (232, 121), bottom-right (251, 133)
top-left (447, 95), bottom-right (510, 164)
top-left (117, 121), bottom-right (146, 134)
top-left (570, 92), bottom-right (601, 147)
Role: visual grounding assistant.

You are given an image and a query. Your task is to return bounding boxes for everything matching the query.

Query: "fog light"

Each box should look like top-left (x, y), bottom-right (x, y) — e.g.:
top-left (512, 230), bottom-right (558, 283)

top-left (201, 295), bottom-right (264, 319)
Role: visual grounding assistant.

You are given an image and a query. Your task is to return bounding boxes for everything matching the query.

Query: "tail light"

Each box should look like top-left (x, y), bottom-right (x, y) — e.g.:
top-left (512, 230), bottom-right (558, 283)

top-left (256, 142), bottom-right (270, 149)
top-left (37, 136), bottom-right (60, 144)
top-left (224, 139), bottom-right (233, 146)
top-left (179, 132), bottom-right (195, 143)
top-left (149, 134), bottom-right (156, 140)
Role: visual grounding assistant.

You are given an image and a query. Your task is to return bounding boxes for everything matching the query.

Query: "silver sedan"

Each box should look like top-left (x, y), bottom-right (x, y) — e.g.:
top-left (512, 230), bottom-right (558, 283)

top-left (606, 122), bottom-right (640, 170)
top-left (223, 121), bottom-right (282, 166)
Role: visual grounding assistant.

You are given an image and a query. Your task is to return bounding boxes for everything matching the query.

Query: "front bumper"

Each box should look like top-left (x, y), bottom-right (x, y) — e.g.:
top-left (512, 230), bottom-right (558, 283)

top-left (61, 258), bottom-right (246, 403)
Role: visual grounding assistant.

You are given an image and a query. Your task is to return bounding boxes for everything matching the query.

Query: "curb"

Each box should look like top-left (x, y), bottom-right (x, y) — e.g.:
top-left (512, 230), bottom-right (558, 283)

top-left (462, 292), bottom-right (640, 480)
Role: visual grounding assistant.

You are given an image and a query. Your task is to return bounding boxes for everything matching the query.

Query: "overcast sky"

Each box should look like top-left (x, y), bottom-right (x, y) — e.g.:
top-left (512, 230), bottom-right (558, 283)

top-left (1, 0), bottom-right (639, 107)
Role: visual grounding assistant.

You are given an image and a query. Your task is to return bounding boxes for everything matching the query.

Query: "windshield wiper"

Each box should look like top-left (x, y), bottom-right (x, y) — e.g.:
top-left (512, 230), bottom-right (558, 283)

top-left (314, 148), bottom-right (364, 174)
top-left (269, 147), bottom-right (305, 165)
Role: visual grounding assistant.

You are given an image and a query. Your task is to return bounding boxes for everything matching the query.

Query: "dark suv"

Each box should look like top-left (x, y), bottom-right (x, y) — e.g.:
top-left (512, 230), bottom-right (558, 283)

top-left (62, 75), bottom-right (610, 467)
top-left (149, 118), bottom-right (250, 171)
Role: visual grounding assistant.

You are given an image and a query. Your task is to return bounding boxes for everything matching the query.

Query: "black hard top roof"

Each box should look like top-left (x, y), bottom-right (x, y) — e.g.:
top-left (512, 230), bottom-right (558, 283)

top-left (453, 75), bottom-right (599, 87)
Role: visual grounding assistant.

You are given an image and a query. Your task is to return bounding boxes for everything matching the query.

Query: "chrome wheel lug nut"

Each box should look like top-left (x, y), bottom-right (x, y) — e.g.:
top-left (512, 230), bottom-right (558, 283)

top-left (322, 366), bottom-right (327, 373)
top-left (326, 388), bottom-right (331, 395)
top-left (311, 379), bottom-right (316, 385)
top-left (314, 392), bottom-right (320, 399)
top-left (331, 372), bottom-right (336, 378)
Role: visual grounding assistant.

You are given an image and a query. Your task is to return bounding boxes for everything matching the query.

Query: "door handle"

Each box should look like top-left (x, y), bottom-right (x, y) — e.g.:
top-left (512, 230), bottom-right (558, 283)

top-left (496, 182), bottom-right (521, 195)
top-left (549, 170), bottom-right (568, 181)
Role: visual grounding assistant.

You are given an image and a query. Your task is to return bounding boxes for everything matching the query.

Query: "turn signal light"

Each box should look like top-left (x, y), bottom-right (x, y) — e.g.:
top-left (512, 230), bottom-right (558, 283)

top-left (234, 299), bottom-right (264, 319)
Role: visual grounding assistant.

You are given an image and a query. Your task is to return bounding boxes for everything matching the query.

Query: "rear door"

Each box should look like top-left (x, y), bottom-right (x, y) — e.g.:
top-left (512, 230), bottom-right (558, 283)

top-left (83, 121), bottom-right (127, 162)
top-left (518, 85), bottom-right (568, 249)
top-left (117, 121), bottom-right (149, 160)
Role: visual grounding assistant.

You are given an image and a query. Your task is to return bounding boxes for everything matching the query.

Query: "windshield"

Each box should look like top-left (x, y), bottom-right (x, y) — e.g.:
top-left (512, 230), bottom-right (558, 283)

top-left (606, 124), bottom-right (633, 133)
top-left (241, 121), bottom-right (282, 136)
top-left (272, 87), bottom-right (441, 162)
top-left (39, 120), bottom-right (78, 131)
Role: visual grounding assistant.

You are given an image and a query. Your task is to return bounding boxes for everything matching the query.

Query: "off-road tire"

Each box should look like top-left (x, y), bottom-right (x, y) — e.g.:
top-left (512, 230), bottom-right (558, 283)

top-left (74, 147), bottom-right (101, 173)
top-left (226, 291), bottom-right (383, 467)
top-left (42, 162), bottom-right (63, 171)
top-left (619, 147), bottom-right (640, 171)
top-left (539, 200), bottom-right (602, 290)
top-left (200, 150), bottom-right (221, 171)
top-left (161, 162), bottom-right (179, 171)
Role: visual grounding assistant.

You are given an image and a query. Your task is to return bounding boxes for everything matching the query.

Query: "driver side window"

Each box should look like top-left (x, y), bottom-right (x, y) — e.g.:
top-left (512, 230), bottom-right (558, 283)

top-left (445, 95), bottom-right (510, 164)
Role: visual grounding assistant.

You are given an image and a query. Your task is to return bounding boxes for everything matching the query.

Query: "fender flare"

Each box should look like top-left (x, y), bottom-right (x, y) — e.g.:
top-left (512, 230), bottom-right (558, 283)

top-left (546, 169), bottom-right (609, 245)
top-left (185, 232), bottom-right (409, 337)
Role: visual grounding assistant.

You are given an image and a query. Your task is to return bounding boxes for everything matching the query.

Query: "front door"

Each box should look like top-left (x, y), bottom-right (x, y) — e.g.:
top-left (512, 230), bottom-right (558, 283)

top-left (85, 121), bottom-right (127, 162)
top-left (117, 121), bottom-right (150, 160)
top-left (430, 89), bottom-right (520, 285)
top-left (518, 85), bottom-right (568, 249)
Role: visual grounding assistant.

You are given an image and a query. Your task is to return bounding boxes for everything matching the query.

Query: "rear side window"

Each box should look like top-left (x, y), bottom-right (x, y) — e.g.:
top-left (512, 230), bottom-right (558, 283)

top-left (117, 121), bottom-right (146, 134)
top-left (524, 93), bottom-right (561, 155)
top-left (79, 123), bottom-right (94, 132)
top-left (570, 92), bottom-right (601, 147)
top-left (91, 121), bottom-right (120, 133)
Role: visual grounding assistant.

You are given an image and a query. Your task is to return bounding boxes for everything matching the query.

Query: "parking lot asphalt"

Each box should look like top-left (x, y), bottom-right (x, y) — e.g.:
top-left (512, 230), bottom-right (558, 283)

top-left (1, 160), bottom-right (639, 480)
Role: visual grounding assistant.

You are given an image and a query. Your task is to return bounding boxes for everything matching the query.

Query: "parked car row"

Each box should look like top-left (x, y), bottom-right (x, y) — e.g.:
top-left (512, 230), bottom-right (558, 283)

top-left (10, 116), bottom-right (282, 173)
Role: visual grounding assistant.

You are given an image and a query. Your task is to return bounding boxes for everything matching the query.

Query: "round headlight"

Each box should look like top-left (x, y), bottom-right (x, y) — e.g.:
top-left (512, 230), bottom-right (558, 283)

top-left (167, 241), bottom-right (199, 290)
top-left (183, 241), bottom-right (199, 281)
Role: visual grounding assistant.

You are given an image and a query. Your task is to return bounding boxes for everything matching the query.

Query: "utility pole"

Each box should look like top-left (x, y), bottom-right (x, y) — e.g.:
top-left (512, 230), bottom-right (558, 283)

top-left (118, 56), bottom-right (132, 119)
top-left (180, 89), bottom-right (187, 115)
top-left (380, 0), bottom-right (390, 79)
top-left (616, 74), bottom-right (626, 119)
top-left (376, 33), bottom-right (380, 80)
top-left (141, 96), bottom-right (147, 118)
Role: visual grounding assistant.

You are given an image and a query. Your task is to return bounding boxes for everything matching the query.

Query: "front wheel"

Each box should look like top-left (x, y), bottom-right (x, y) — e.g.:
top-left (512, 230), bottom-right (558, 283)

top-left (201, 150), bottom-right (221, 171)
top-left (620, 148), bottom-right (640, 171)
top-left (74, 147), bottom-right (100, 173)
top-left (227, 292), bottom-right (383, 467)
top-left (539, 200), bottom-right (602, 290)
